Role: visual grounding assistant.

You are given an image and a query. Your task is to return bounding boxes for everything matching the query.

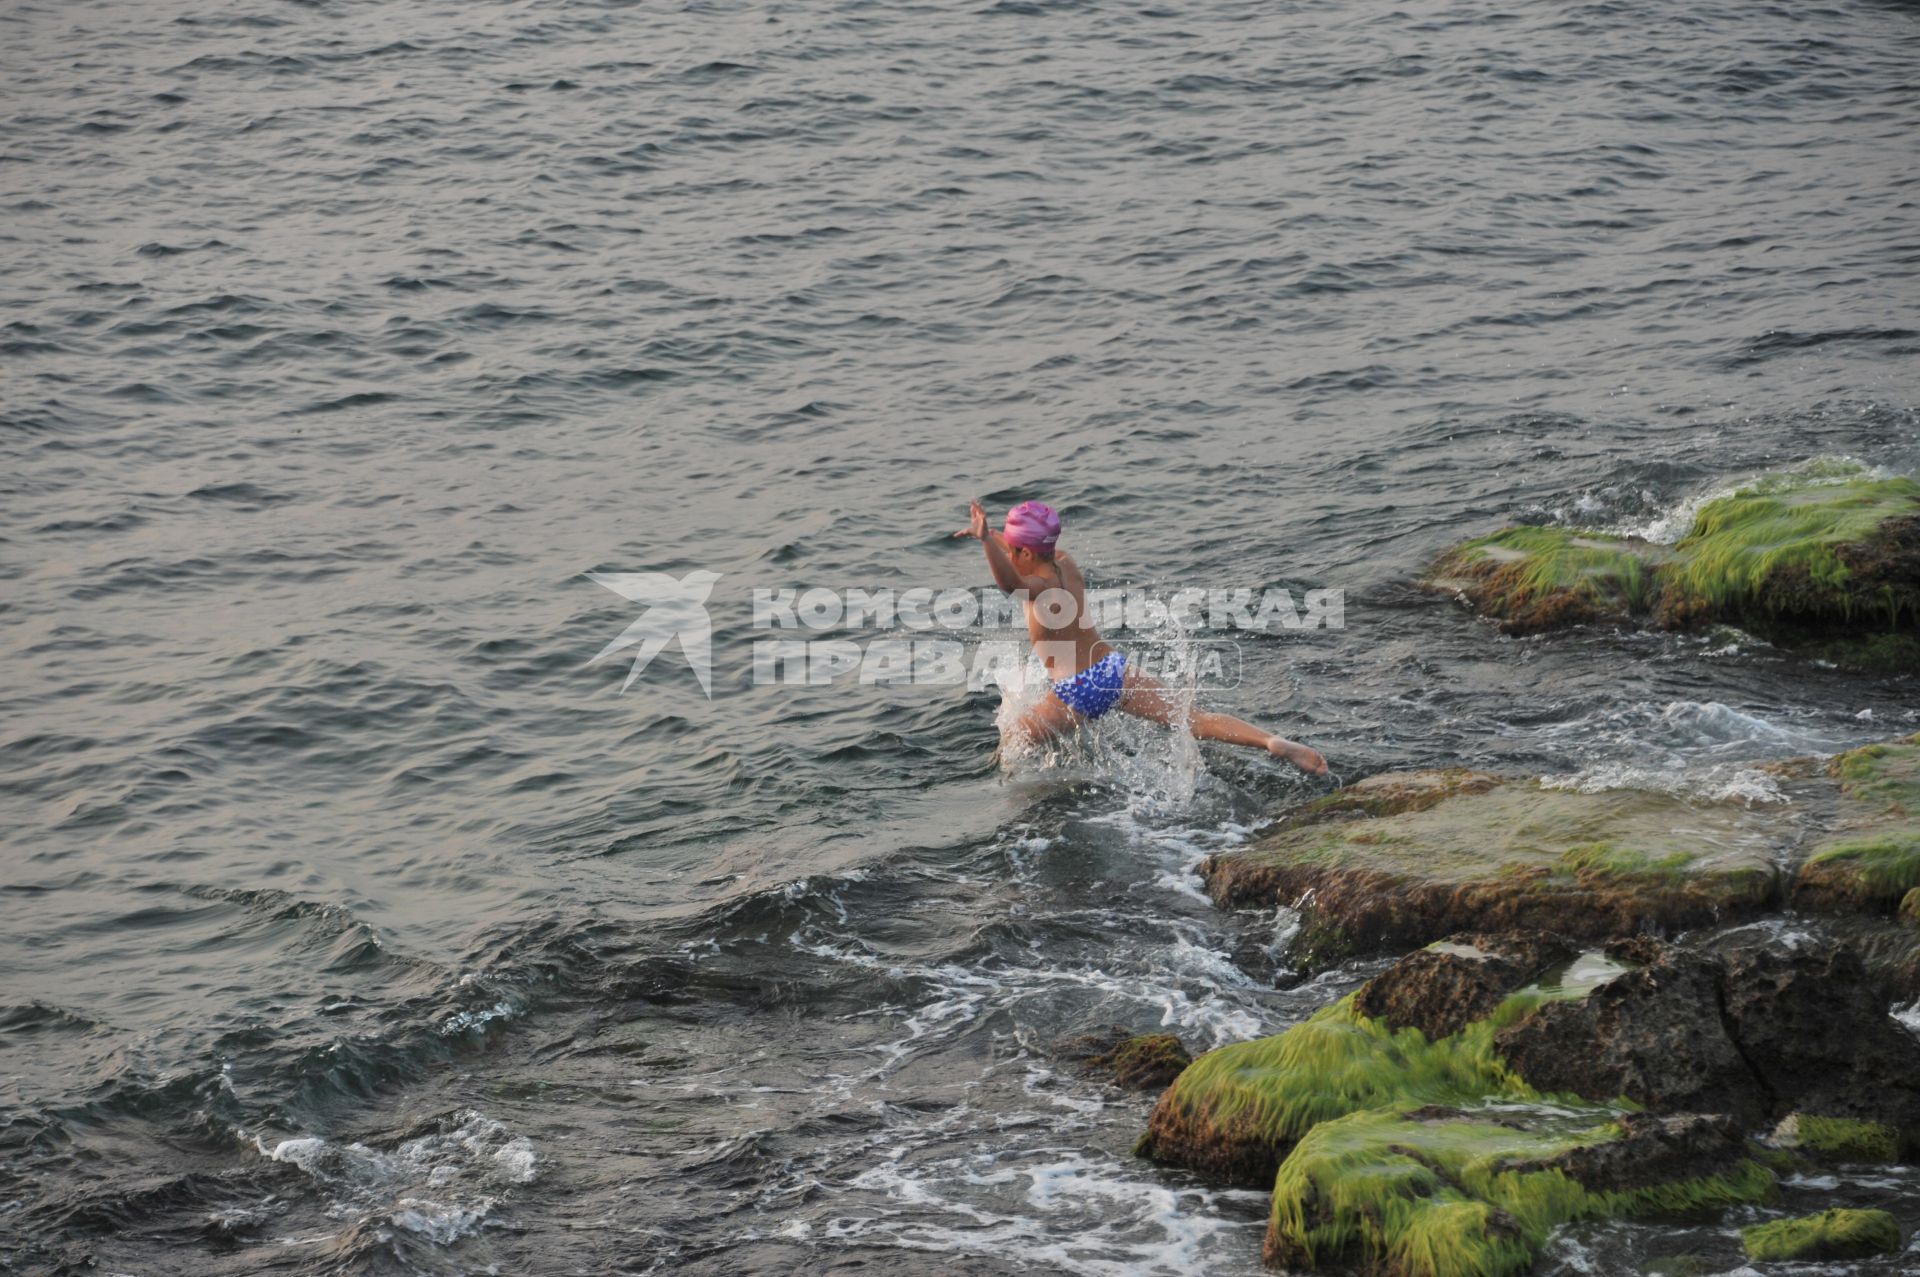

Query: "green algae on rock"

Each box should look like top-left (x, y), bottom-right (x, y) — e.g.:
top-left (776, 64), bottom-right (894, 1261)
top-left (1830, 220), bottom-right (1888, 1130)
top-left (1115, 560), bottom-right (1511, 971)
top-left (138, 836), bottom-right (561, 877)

top-left (1094, 1033), bottom-right (1191, 1091)
top-left (1054, 1027), bottom-right (1194, 1092)
top-left (1138, 955), bottom-right (1779, 1277)
top-left (1427, 466), bottom-right (1920, 665)
top-left (1268, 1110), bottom-right (1774, 1277)
top-left (1141, 941), bottom-right (1692, 1189)
top-left (1741, 1208), bottom-right (1902, 1262)
top-left (1136, 992), bottom-right (1546, 1187)
top-left (1654, 472), bottom-right (1920, 634)
top-left (1794, 737), bottom-right (1920, 915)
top-left (1427, 527), bottom-right (1668, 635)
top-left (1769, 1113), bottom-right (1899, 1163)
top-left (1132, 932), bottom-right (1920, 1275)
top-left (1350, 933), bottom-right (1580, 1042)
top-left (1203, 773), bottom-right (1782, 970)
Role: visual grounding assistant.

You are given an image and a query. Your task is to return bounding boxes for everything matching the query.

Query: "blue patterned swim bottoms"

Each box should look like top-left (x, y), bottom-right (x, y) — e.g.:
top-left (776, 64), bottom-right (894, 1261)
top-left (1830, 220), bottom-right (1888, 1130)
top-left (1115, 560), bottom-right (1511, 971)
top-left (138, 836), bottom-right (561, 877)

top-left (1052, 650), bottom-right (1128, 720)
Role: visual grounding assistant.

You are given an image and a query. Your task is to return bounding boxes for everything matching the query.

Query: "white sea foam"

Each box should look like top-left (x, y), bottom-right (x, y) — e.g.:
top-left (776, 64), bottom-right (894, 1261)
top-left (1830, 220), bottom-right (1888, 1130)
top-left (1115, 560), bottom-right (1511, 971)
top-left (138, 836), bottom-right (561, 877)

top-left (830, 1149), bottom-right (1266, 1277)
top-left (440, 999), bottom-right (517, 1036)
top-left (252, 1109), bottom-right (536, 1247)
top-left (1606, 456), bottom-right (1892, 545)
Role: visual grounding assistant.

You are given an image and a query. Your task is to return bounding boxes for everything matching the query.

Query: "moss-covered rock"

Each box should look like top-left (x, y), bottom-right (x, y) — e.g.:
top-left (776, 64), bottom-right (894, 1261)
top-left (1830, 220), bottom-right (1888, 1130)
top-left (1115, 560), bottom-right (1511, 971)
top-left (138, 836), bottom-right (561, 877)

top-left (1139, 942), bottom-right (1727, 1188)
top-left (1644, 1256), bottom-right (1713, 1277)
top-left (1096, 1033), bottom-right (1191, 1091)
top-left (1428, 465), bottom-right (1920, 664)
top-left (1427, 528), bottom-right (1668, 635)
top-left (1138, 962), bottom-right (1778, 1276)
top-left (1799, 834), bottom-right (1920, 911)
top-left (1266, 1109), bottom-right (1771, 1277)
top-left (1295, 768), bottom-right (1504, 821)
top-left (1793, 737), bottom-right (1920, 915)
top-left (1654, 470), bottom-right (1920, 636)
top-left (1769, 1113), bottom-right (1899, 1163)
top-left (1055, 1027), bottom-right (1193, 1091)
top-left (1350, 934), bottom-right (1578, 1041)
top-left (1741, 1208), bottom-right (1901, 1262)
top-left (1132, 933), bottom-right (1920, 1274)
top-left (1903, 886), bottom-right (1920, 926)
top-left (1205, 773), bottom-right (1782, 969)
top-left (1137, 992), bottom-right (1546, 1187)
top-left (1140, 997), bottom-right (1777, 1277)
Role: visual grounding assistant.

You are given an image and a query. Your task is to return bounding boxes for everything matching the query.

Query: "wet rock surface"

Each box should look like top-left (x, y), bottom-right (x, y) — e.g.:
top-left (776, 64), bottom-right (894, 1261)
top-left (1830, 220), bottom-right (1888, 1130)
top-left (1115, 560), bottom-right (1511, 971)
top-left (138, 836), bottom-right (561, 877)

top-left (1350, 933), bottom-right (1575, 1040)
top-left (1519, 1112), bottom-right (1747, 1196)
top-left (1494, 949), bottom-right (1766, 1127)
top-left (1495, 939), bottom-right (1920, 1152)
top-left (1053, 1027), bottom-right (1193, 1092)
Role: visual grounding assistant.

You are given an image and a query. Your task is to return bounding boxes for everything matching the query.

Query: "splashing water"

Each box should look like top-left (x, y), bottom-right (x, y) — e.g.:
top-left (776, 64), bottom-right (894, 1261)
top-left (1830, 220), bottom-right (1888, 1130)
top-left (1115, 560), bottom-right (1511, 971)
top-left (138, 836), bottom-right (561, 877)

top-left (990, 625), bottom-right (1214, 818)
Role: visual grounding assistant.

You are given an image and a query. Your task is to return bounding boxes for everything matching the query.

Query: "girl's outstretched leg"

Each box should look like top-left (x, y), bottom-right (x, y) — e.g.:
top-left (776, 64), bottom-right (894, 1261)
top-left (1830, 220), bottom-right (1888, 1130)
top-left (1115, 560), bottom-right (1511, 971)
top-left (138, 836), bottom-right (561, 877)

top-left (1120, 667), bottom-right (1328, 774)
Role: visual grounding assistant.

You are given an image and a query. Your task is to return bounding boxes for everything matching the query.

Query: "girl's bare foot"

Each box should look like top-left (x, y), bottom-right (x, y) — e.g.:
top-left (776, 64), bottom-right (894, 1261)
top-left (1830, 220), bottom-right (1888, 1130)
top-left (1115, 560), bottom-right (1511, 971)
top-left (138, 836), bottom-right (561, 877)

top-left (1268, 736), bottom-right (1329, 775)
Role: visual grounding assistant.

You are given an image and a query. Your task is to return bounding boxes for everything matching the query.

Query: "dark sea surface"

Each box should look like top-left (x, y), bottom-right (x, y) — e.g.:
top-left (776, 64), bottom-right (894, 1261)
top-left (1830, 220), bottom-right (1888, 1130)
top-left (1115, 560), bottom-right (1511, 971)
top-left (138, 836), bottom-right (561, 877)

top-left (4, 0), bottom-right (1920, 1272)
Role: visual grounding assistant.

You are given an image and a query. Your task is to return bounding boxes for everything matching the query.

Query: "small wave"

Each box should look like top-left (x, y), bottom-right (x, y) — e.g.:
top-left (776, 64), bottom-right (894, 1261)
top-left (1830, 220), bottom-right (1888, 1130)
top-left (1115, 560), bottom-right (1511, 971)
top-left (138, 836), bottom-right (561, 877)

top-left (1535, 699), bottom-right (1853, 767)
top-left (254, 1108), bottom-right (537, 1246)
top-left (830, 1149), bottom-right (1265, 1277)
top-left (1539, 761), bottom-right (1787, 806)
top-left (1607, 455), bottom-right (1898, 545)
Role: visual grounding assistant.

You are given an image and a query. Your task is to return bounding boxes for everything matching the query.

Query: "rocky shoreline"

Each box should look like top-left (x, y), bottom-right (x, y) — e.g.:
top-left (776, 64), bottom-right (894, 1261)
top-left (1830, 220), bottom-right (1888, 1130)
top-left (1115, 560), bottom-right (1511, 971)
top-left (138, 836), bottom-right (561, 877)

top-left (1117, 735), bottom-right (1920, 1273)
top-left (1110, 462), bottom-right (1920, 1274)
top-left (1127, 926), bottom-right (1919, 1275)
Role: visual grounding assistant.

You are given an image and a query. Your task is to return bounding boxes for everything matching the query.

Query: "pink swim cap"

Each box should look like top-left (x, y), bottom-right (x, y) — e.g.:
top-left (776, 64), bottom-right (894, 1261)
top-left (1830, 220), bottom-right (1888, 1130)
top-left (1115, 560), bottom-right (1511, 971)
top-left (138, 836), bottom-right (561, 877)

top-left (1002, 500), bottom-right (1061, 553)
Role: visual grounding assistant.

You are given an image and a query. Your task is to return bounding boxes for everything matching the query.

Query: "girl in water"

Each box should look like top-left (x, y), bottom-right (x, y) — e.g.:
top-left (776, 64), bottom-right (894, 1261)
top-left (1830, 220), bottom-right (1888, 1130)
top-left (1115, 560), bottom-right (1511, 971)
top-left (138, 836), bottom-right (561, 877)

top-left (955, 498), bottom-right (1329, 774)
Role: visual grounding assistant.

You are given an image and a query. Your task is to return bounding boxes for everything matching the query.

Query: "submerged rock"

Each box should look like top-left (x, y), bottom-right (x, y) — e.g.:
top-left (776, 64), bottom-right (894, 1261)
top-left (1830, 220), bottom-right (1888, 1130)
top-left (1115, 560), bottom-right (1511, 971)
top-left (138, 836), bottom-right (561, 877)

top-left (1204, 772), bottom-right (1782, 970)
top-left (1428, 467), bottom-right (1920, 668)
top-left (1096, 1033), bottom-right (1192, 1091)
top-left (1053, 1027), bottom-right (1193, 1091)
top-left (1740, 1207), bottom-right (1902, 1262)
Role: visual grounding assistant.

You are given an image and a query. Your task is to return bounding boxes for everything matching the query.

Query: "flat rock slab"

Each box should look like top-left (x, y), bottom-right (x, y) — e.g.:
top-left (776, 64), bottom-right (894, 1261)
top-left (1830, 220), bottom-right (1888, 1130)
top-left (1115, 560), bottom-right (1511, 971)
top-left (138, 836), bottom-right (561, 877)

top-left (1204, 771), bottom-right (1792, 968)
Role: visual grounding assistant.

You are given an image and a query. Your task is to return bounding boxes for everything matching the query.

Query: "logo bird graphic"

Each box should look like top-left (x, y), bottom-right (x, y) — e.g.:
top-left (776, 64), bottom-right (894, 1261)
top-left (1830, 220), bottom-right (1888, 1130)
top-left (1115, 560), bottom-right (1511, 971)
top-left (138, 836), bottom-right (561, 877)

top-left (587, 570), bottom-right (721, 697)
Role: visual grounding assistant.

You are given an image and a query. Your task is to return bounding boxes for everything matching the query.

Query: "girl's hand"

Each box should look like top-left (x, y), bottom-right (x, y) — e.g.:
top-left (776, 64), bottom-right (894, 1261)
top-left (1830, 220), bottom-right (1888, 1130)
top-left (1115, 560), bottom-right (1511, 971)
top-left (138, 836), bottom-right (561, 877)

top-left (953, 498), bottom-right (989, 540)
